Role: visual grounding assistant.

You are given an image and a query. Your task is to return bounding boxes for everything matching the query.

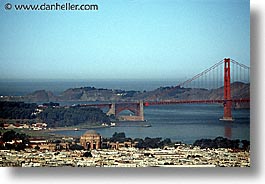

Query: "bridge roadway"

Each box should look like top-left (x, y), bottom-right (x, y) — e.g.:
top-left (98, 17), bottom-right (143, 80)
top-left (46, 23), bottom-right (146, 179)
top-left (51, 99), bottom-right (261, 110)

top-left (77, 98), bottom-right (250, 107)
top-left (74, 98), bottom-right (250, 121)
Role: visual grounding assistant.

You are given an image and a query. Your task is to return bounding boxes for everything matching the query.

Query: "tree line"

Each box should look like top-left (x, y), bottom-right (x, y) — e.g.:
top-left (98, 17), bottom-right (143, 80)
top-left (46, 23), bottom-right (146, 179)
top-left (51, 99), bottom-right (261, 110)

top-left (37, 107), bottom-right (110, 127)
top-left (102, 132), bottom-right (173, 149)
top-left (193, 137), bottom-right (250, 151)
top-left (0, 101), bottom-right (37, 119)
top-left (103, 132), bottom-right (250, 151)
top-left (0, 101), bottom-right (111, 128)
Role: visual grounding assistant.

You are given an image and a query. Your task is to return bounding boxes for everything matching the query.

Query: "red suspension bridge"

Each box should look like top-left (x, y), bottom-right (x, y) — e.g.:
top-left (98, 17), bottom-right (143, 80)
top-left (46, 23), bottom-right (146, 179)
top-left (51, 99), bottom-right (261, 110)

top-left (79, 58), bottom-right (250, 121)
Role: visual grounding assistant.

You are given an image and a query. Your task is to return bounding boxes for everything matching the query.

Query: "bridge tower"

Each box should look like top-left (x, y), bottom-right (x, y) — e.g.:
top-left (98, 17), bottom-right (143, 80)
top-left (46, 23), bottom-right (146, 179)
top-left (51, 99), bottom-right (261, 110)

top-left (139, 101), bottom-right (144, 121)
top-left (222, 58), bottom-right (233, 121)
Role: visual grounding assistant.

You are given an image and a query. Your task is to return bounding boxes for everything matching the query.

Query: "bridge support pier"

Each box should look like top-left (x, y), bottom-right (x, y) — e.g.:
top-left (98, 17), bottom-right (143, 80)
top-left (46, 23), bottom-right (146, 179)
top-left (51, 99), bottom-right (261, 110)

top-left (106, 101), bottom-right (145, 121)
top-left (220, 58), bottom-right (234, 121)
top-left (107, 103), bottom-right (115, 116)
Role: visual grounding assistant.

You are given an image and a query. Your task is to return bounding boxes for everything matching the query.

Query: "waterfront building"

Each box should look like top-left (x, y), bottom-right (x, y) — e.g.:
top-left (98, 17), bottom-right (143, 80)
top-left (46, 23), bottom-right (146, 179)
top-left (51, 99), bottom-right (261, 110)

top-left (104, 141), bottom-right (138, 149)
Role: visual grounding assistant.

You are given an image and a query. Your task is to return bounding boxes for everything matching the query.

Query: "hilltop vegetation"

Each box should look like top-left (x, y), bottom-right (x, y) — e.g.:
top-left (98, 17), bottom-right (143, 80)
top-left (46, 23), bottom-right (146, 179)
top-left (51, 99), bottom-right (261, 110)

top-left (0, 101), bottom-right (37, 119)
top-left (136, 82), bottom-right (250, 101)
top-left (0, 101), bottom-right (110, 128)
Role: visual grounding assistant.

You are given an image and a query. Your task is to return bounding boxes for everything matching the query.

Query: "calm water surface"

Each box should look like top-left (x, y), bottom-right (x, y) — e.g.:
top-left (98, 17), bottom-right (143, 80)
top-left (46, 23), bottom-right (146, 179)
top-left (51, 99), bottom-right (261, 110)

top-left (53, 104), bottom-right (250, 144)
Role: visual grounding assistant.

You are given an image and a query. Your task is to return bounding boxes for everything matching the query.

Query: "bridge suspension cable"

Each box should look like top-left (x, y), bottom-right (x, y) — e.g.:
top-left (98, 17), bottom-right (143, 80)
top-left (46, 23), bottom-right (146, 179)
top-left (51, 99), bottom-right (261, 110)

top-left (230, 59), bottom-right (250, 84)
top-left (177, 60), bottom-right (224, 88)
top-left (153, 58), bottom-right (250, 102)
top-left (177, 58), bottom-right (250, 90)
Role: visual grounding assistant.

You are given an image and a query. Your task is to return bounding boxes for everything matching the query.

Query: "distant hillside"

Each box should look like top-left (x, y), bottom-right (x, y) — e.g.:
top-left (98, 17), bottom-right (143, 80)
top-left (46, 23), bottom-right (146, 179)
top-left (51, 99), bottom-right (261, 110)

top-left (208, 82), bottom-right (250, 100)
top-left (0, 82), bottom-right (249, 103)
top-left (25, 90), bottom-right (58, 102)
top-left (132, 82), bottom-right (250, 101)
top-left (56, 87), bottom-right (139, 101)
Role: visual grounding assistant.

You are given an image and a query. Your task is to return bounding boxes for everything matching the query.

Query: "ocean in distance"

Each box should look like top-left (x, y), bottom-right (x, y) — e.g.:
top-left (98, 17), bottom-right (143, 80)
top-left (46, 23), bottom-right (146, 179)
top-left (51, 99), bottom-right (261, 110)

top-left (0, 79), bottom-right (184, 96)
top-left (0, 80), bottom-right (250, 144)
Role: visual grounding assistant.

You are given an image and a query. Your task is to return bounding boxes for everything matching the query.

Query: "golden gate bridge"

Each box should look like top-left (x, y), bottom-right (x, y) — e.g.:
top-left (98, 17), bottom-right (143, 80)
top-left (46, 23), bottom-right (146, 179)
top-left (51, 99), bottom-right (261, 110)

top-left (78, 58), bottom-right (250, 122)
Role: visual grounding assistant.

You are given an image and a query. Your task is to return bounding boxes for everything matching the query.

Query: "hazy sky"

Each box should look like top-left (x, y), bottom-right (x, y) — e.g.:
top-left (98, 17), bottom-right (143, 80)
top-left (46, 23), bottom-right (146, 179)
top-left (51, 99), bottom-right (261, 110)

top-left (0, 0), bottom-right (250, 80)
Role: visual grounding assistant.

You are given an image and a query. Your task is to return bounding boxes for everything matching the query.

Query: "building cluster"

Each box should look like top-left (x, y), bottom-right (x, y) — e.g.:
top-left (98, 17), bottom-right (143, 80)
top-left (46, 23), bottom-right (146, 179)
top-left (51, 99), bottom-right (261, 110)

top-left (79, 130), bottom-right (137, 150)
top-left (2, 122), bottom-right (47, 131)
top-left (28, 138), bottom-right (67, 151)
top-left (0, 103), bottom-right (57, 131)
top-left (0, 145), bottom-right (250, 167)
top-left (0, 130), bottom-right (250, 167)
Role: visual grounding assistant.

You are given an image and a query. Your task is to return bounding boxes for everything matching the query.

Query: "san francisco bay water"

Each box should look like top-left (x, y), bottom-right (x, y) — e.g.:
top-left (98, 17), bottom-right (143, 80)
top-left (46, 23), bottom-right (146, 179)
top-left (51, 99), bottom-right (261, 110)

top-left (52, 104), bottom-right (250, 144)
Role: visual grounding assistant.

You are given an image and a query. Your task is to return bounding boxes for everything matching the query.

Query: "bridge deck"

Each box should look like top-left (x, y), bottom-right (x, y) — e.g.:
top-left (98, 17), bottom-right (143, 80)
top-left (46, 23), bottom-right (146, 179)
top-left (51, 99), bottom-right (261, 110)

top-left (77, 98), bottom-right (250, 107)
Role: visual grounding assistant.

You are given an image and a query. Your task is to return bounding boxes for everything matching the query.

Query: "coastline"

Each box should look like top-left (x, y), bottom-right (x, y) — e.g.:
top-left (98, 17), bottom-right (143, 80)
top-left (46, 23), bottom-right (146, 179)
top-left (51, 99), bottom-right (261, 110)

top-left (43, 125), bottom-right (108, 132)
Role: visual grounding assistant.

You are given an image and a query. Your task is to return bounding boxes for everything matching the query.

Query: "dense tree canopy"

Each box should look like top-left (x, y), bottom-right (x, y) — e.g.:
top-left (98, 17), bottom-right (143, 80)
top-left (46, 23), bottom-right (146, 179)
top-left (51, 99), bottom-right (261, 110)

top-left (69, 144), bottom-right (84, 150)
top-left (0, 101), bottom-right (37, 119)
top-left (133, 137), bottom-right (173, 149)
top-left (110, 132), bottom-right (127, 142)
top-left (0, 130), bottom-right (30, 151)
top-left (37, 107), bottom-right (110, 127)
top-left (0, 101), bottom-right (111, 128)
top-left (193, 137), bottom-right (250, 150)
top-left (83, 151), bottom-right (93, 157)
top-left (103, 132), bottom-right (173, 149)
